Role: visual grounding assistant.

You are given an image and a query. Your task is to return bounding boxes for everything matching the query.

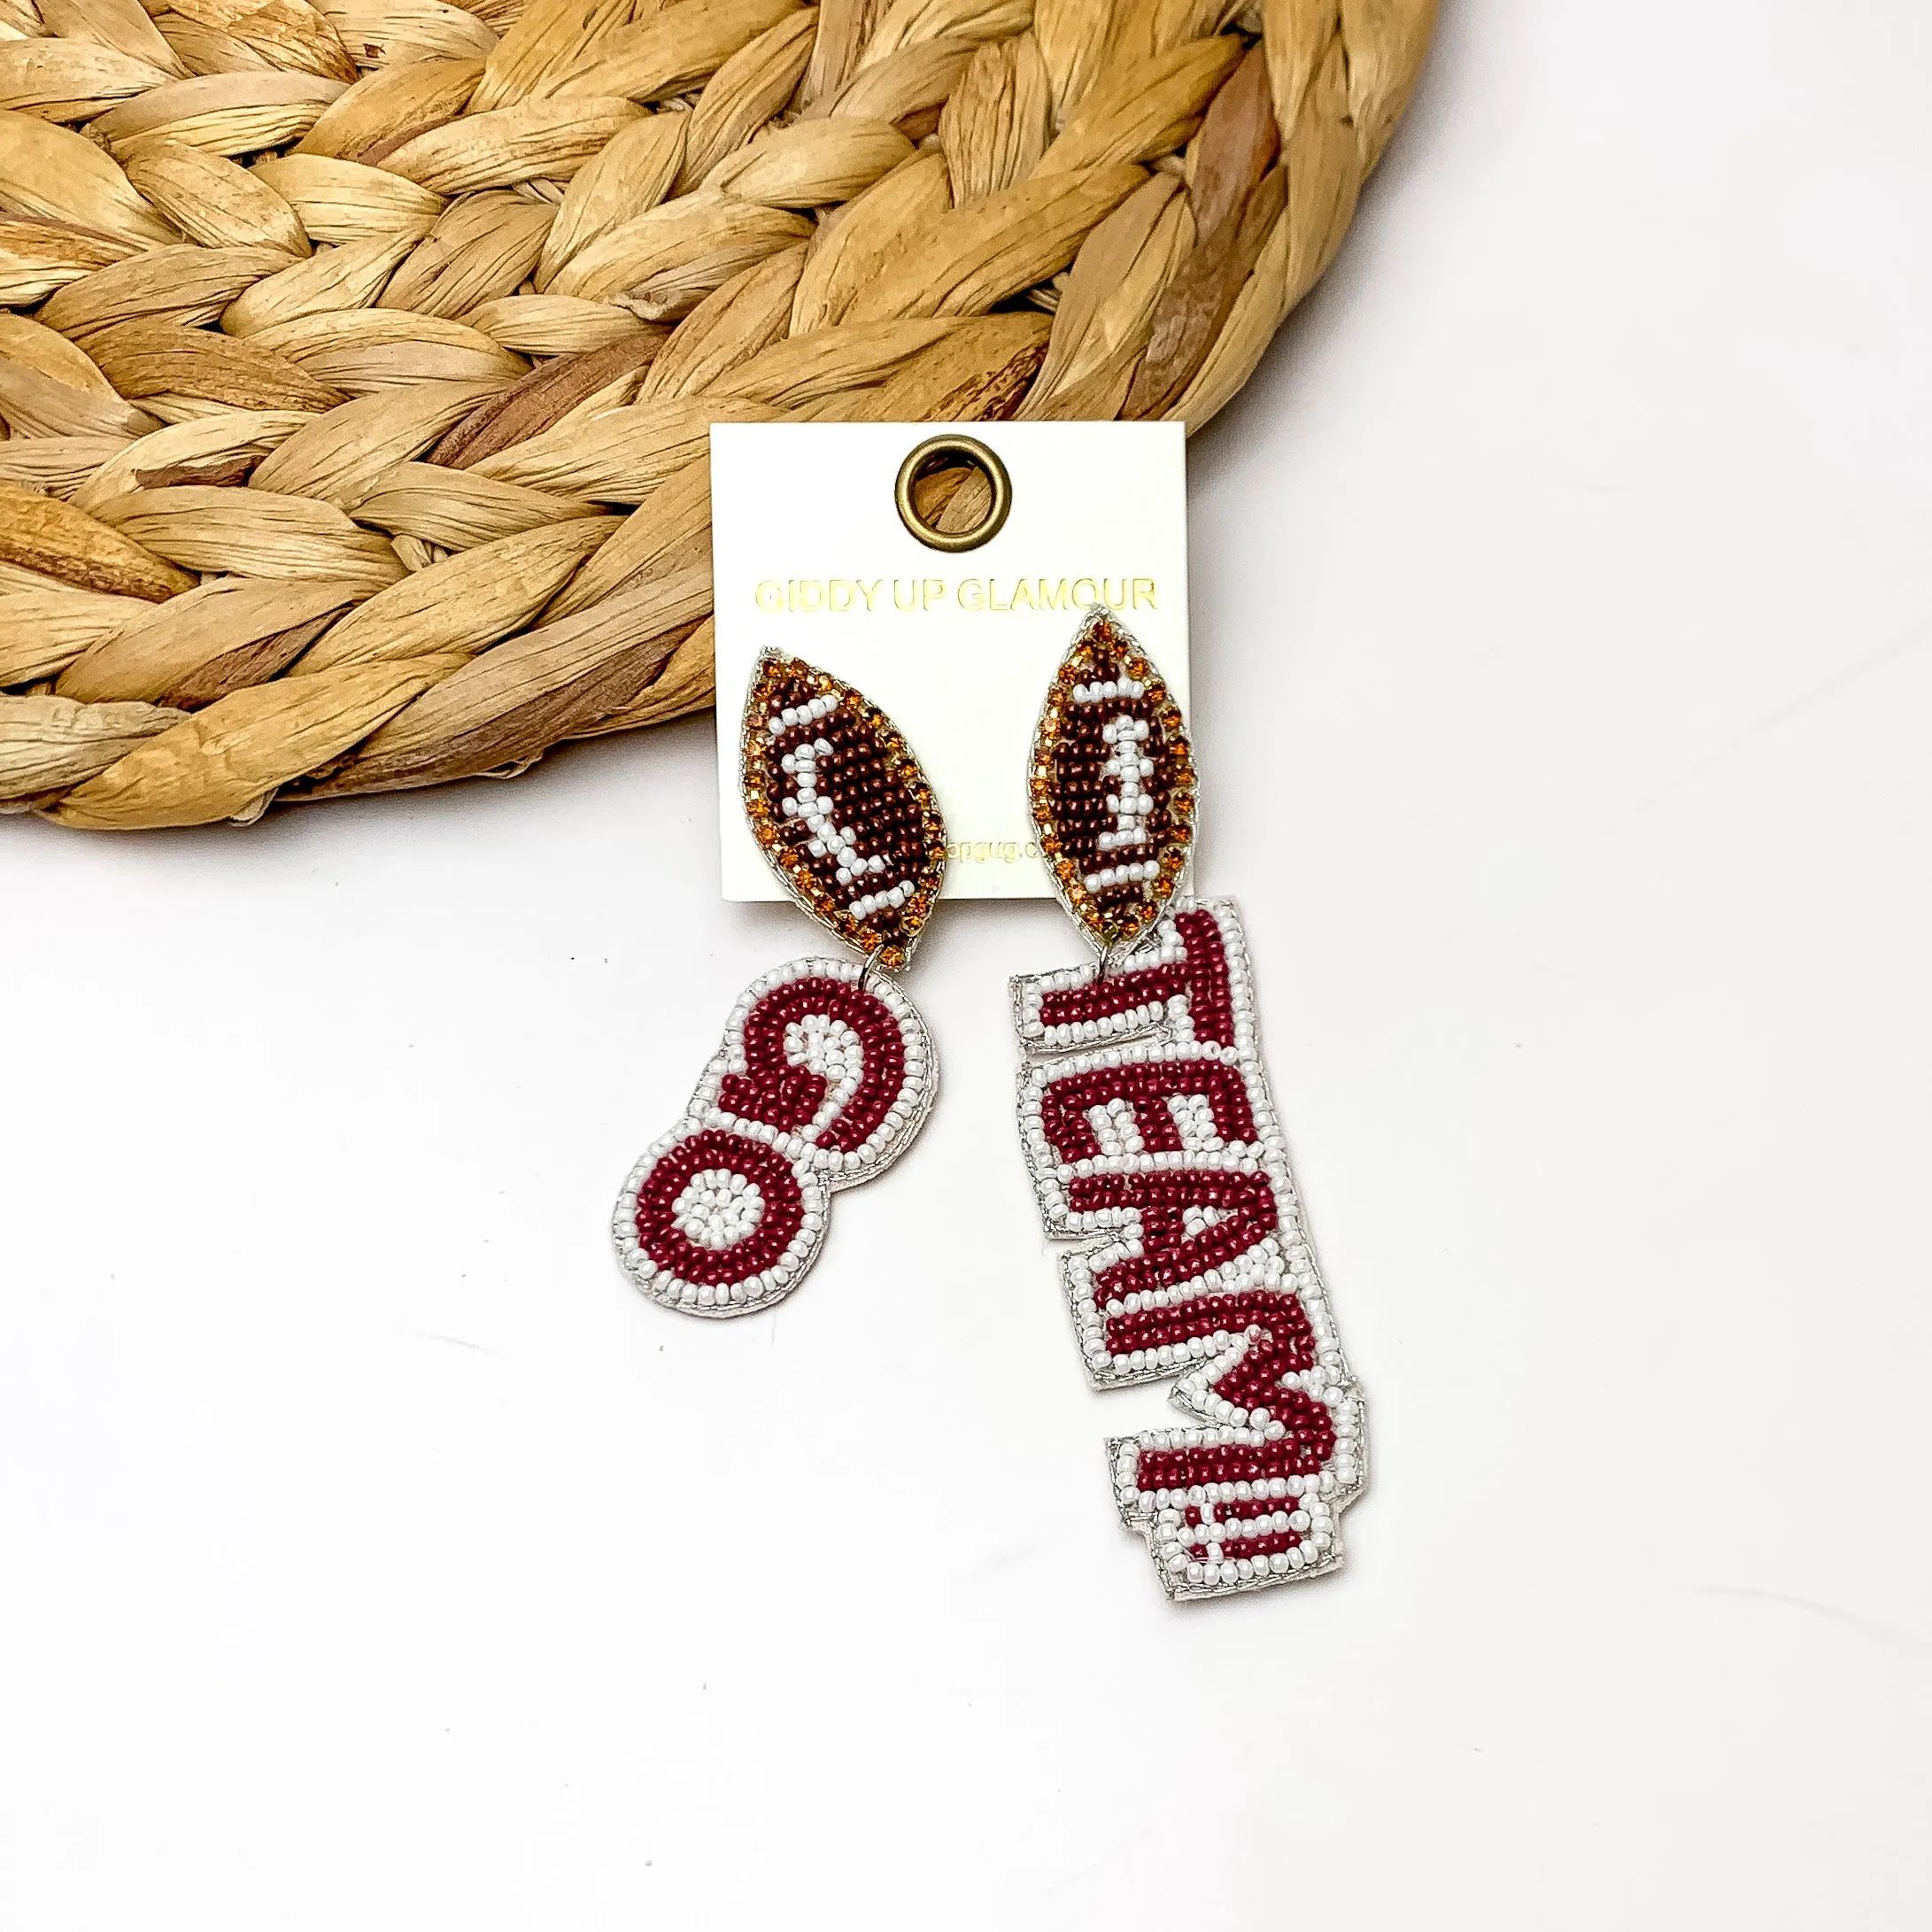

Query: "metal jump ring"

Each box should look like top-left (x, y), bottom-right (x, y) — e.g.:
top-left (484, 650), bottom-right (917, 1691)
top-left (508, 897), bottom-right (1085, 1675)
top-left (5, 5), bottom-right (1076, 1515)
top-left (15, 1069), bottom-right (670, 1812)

top-left (893, 434), bottom-right (1013, 553)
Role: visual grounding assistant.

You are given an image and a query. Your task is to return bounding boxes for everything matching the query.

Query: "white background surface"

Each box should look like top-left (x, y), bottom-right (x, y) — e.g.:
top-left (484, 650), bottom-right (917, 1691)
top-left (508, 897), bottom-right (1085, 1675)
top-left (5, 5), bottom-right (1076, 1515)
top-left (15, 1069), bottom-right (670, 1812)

top-left (4, 3), bottom-right (1929, 1927)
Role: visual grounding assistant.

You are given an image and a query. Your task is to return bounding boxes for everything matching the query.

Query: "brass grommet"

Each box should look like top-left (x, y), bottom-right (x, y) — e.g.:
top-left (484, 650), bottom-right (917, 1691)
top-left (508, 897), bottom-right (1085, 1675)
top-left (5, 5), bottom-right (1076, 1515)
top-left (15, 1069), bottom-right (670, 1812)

top-left (893, 434), bottom-right (1013, 553)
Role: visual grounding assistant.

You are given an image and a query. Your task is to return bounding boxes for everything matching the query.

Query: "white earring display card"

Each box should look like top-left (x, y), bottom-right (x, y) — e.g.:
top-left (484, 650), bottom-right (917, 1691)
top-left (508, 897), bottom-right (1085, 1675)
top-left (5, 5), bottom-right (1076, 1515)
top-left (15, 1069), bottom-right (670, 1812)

top-left (710, 420), bottom-right (1189, 900)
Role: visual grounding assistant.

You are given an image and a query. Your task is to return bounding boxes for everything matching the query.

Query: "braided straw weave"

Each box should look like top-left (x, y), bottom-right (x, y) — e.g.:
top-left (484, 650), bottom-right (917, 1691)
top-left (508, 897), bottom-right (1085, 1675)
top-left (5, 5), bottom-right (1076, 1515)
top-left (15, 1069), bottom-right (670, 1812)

top-left (0, 0), bottom-right (1432, 829)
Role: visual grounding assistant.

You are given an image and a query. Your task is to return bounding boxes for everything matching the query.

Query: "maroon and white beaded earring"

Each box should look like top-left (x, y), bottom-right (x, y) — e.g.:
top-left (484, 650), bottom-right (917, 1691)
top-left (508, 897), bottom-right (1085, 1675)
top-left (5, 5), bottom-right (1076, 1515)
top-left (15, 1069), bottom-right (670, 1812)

top-left (1009, 608), bottom-right (1367, 1601)
top-left (612, 651), bottom-right (945, 1317)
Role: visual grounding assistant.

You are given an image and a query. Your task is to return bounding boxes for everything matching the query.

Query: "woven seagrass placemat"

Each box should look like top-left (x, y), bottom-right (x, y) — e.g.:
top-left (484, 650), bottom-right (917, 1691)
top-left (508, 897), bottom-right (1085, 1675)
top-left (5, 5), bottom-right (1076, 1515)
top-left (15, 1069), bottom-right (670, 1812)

top-left (0, 0), bottom-right (1434, 828)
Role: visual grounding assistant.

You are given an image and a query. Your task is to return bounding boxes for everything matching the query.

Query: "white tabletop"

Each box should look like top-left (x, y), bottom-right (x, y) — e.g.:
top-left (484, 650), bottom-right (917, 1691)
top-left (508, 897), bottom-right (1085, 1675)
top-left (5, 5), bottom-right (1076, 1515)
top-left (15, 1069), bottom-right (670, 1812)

top-left (5, 4), bottom-right (1929, 1927)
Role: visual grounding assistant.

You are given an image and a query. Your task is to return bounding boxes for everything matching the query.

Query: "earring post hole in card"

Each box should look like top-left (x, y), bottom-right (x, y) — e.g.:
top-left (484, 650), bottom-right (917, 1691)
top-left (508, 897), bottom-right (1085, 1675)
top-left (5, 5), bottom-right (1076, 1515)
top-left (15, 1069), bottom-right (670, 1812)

top-left (710, 421), bottom-right (1189, 900)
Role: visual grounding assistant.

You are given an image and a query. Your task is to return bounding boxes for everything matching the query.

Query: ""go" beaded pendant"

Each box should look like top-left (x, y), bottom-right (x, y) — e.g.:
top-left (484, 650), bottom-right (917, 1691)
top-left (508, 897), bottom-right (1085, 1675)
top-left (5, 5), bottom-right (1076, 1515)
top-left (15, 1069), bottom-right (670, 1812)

top-left (612, 652), bottom-right (944, 1316)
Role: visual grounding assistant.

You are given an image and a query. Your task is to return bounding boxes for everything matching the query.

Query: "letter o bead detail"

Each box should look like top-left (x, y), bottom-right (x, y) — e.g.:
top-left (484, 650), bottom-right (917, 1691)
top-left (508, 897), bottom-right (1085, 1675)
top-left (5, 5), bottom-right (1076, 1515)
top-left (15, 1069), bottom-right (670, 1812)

top-left (618, 1125), bottom-right (827, 1317)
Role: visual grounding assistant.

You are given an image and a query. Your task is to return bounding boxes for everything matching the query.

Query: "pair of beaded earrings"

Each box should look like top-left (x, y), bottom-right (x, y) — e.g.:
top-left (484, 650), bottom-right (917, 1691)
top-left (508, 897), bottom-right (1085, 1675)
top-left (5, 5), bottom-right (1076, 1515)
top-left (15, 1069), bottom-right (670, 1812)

top-left (611, 608), bottom-right (1364, 1601)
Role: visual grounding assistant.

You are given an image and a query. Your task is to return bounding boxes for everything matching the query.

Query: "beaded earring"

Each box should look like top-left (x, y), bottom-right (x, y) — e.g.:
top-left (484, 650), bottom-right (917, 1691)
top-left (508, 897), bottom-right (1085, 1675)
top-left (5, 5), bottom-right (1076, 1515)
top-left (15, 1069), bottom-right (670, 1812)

top-left (612, 651), bottom-right (944, 1317)
top-left (1009, 608), bottom-right (1367, 1600)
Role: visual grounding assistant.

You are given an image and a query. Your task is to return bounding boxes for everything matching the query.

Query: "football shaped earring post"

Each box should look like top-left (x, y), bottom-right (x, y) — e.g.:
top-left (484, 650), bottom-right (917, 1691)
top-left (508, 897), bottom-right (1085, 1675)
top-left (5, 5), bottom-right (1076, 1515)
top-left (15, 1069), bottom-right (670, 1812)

top-left (611, 653), bottom-right (944, 1317)
top-left (738, 652), bottom-right (947, 971)
top-left (1011, 609), bottom-right (1368, 1602)
top-left (1026, 607), bottom-right (1197, 956)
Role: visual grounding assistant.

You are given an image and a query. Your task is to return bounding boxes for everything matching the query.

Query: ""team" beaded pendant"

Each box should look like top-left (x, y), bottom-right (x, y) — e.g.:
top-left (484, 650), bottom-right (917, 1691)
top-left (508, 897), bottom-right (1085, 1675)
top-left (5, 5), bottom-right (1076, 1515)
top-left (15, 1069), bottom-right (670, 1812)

top-left (1014, 614), bottom-right (1366, 1600)
top-left (613, 653), bottom-right (944, 1315)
